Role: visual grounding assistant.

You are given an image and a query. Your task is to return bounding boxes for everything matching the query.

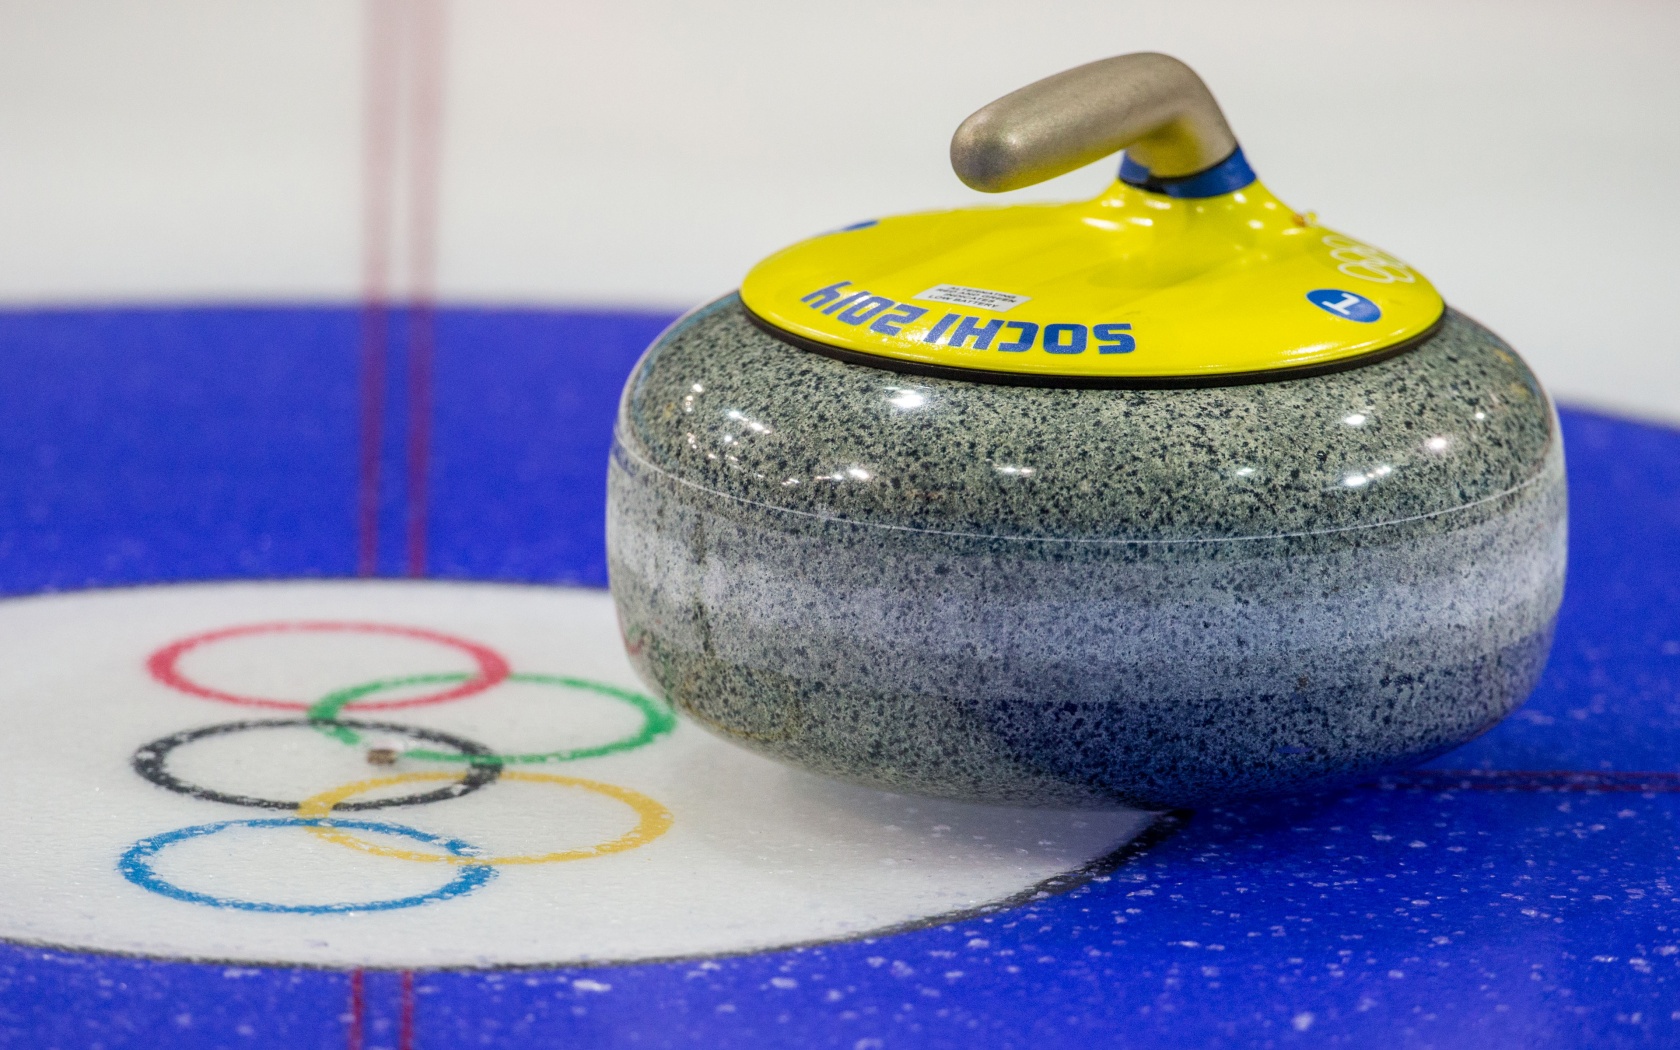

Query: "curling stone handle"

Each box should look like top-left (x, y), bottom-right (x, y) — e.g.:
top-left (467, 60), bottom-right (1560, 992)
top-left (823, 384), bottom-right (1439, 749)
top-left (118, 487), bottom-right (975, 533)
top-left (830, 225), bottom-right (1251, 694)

top-left (951, 52), bottom-right (1240, 193)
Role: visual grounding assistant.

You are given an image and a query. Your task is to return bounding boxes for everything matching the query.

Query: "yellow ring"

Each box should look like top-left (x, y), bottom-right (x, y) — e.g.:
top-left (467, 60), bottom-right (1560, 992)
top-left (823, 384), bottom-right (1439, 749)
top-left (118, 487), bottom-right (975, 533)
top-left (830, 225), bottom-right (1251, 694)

top-left (295, 770), bottom-right (672, 866)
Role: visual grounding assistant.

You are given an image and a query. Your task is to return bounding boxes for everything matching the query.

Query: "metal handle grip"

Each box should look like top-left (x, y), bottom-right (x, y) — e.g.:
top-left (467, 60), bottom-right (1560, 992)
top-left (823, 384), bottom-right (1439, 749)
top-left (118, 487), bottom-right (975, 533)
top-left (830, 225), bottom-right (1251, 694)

top-left (950, 53), bottom-right (1238, 193)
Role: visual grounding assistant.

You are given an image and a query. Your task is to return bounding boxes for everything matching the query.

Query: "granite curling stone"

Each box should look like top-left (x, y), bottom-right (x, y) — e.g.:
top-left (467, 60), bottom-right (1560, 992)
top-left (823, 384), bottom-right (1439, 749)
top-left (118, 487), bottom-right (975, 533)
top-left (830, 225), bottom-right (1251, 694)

top-left (606, 54), bottom-right (1566, 809)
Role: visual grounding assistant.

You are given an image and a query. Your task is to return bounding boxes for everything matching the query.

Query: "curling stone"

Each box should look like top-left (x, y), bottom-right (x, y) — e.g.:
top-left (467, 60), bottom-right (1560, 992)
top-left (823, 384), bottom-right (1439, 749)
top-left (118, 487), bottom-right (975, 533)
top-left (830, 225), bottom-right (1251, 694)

top-left (607, 53), bottom-right (1566, 809)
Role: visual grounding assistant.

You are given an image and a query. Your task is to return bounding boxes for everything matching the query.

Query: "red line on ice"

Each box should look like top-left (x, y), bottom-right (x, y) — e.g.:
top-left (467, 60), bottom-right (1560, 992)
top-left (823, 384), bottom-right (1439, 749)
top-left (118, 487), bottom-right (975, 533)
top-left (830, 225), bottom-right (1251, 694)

top-left (399, 970), bottom-right (417, 1050)
top-left (357, 0), bottom-right (402, 576)
top-left (346, 969), bottom-right (366, 1050)
top-left (404, 0), bottom-right (447, 578)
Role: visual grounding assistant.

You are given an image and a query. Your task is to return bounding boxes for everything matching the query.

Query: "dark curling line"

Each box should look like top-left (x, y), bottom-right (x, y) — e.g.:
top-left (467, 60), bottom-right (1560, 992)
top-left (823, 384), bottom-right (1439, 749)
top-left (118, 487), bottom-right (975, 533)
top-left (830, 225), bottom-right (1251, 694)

top-left (746, 305), bottom-right (1445, 390)
top-left (1374, 768), bottom-right (1680, 793)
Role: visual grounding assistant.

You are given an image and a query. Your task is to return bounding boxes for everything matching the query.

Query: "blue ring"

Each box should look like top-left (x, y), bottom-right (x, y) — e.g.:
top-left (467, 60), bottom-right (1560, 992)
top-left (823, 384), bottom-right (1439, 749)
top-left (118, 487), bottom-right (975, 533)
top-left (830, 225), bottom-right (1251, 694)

top-left (119, 818), bottom-right (496, 913)
top-left (1118, 146), bottom-right (1257, 198)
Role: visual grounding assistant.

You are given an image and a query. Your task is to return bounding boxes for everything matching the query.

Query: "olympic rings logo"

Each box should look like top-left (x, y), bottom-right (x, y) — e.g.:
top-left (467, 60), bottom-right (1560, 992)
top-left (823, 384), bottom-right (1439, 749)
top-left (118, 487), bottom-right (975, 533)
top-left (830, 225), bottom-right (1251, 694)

top-left (1321, 234), bottom-right (1417, 285)
top-left (119, 622), bottom-right (676, 913)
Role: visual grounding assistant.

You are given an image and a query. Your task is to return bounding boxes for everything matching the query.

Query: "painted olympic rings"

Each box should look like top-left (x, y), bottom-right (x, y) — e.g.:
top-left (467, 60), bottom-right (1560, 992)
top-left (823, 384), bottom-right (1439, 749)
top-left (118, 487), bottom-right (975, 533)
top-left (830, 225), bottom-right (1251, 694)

top-left (121, 620), bottom-right (676, 912)
top-left (305, 672), bottom-right (675, 764)
top-left (120, 818), bottom-right (496, 913)
top-left (146, 621), bottom-right (511, 711)
top-left (131, 718), bottom-right (503, 811)
top-left (296, 770), bottom-right (673, 865)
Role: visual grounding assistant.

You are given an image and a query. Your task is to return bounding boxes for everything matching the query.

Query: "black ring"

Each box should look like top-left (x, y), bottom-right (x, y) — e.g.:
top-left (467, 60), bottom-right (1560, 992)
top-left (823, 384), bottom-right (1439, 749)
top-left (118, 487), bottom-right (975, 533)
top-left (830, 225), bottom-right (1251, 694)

top-left (131, 718), bottom-right (504, 811)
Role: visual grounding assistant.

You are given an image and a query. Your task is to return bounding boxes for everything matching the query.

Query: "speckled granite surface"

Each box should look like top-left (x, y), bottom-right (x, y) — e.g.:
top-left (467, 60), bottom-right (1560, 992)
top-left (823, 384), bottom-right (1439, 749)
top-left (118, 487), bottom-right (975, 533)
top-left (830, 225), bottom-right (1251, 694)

top-left (1, 305), bottom-right (1671, 1047)
top-left (608, 296), bottom-right (1567, 807)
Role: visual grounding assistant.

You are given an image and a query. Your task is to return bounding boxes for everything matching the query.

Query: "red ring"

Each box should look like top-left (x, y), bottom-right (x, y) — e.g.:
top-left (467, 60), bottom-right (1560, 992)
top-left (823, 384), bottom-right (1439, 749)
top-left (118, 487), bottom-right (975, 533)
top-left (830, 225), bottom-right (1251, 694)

top-left (147, 622), bottom-right (511, 712)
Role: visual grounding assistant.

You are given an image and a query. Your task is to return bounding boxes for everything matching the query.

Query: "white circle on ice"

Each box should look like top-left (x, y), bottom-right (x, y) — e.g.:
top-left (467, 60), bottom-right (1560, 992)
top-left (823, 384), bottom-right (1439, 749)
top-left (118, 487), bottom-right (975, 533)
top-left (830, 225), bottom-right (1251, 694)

top-left (0, 580), bottom-right (1151, 968)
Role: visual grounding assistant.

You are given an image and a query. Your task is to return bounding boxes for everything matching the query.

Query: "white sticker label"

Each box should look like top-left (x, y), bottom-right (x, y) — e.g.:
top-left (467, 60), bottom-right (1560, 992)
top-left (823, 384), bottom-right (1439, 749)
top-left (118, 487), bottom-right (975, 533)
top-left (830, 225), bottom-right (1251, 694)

top-left (912, 284), bottom-right (1031, 313)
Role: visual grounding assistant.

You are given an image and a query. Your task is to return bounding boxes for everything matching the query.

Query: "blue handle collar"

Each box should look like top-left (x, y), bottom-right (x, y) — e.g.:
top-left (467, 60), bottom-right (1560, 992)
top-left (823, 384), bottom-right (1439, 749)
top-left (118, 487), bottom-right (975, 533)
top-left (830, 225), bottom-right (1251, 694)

top-left (1118, 146), bottom-right (1256, 198)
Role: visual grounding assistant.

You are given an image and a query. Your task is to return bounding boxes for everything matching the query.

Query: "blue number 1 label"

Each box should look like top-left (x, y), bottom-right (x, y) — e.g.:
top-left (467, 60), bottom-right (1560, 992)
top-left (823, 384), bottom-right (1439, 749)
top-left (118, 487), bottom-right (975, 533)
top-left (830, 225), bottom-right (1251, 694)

top-left (1306, 288), bottom-right (1381, 323)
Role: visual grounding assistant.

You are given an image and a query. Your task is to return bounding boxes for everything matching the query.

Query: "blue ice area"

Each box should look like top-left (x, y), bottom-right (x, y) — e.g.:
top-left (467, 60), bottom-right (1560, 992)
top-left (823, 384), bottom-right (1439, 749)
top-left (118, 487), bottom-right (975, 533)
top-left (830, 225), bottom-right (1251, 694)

top-left (0, 307), bottom-right (1676, 1048)
top-left (0, 954), bottom-right (347, 1048)
top-left (0, 307), bottom-right (363, 591)
top-left (1440, 409), bottom-right (1680, 774)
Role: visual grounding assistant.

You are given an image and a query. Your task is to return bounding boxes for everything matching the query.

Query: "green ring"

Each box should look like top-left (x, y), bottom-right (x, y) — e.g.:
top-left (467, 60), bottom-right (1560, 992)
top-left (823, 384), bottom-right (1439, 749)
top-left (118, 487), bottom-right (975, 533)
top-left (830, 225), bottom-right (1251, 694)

top-left (305, 672), bottom-right (675, 764)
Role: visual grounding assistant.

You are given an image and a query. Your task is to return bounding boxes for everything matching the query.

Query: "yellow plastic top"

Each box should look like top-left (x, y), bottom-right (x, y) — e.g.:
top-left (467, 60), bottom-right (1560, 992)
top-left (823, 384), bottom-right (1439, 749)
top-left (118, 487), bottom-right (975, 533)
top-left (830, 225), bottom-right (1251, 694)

top-left (740, 178), bottom-right (1444, 382)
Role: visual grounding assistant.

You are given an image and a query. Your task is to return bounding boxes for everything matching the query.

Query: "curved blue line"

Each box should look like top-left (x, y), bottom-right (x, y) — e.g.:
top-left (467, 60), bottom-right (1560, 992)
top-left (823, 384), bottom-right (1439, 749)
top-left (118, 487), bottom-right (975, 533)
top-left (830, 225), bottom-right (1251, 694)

top-left (119, 817), bottom-right (496, 913)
